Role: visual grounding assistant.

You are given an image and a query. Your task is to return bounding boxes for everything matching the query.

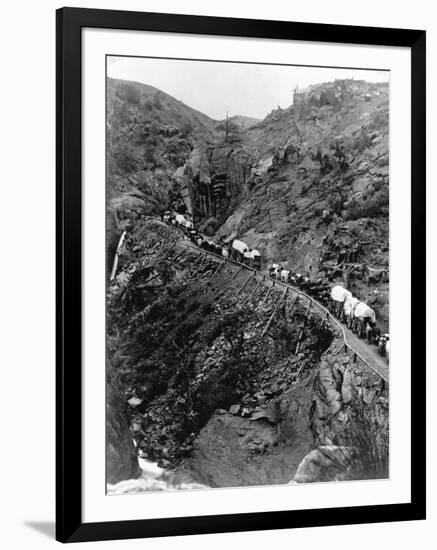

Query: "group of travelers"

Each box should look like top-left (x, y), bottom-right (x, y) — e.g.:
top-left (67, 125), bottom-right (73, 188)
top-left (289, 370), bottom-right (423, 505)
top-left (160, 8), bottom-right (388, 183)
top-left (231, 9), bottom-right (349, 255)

top-left (163, 210), bottom-right (389, 362)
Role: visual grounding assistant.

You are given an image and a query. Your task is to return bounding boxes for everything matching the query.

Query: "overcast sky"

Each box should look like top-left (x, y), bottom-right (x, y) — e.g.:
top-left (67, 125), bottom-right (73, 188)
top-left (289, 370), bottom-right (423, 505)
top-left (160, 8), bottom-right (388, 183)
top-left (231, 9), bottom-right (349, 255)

top-left (107, 56), bottom-right (389, 121)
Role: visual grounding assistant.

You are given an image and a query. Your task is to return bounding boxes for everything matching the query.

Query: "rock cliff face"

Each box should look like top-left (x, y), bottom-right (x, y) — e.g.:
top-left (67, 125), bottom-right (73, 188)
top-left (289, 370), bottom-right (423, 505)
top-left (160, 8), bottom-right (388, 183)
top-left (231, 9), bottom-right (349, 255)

top-left (106, 358), bottom-right (141, 484)
top-left (189, 342), bottom-right (388, 486)
top-left (189, 376), bottom-right (315, 487)
top-left (218, 80), bottom-right (389, 329)
top-left (182, 144), bottom-right (255, 232)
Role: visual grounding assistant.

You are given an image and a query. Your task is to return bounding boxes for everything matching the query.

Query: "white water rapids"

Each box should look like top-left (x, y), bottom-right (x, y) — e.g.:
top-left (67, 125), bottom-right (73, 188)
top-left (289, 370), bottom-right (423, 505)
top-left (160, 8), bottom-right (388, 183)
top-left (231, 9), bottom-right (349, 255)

top-left (107, 457), bottom-right (208, 494)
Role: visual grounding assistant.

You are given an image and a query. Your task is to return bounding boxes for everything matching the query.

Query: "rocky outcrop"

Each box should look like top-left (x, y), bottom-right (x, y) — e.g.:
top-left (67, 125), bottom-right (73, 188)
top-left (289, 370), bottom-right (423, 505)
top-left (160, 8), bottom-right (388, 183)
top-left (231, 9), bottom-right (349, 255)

top-left (215, 79), bottom-right (390, 328)
top-left (310, 350), bottom-right (388, 449)
top-left (189, 345), bottom-right (389, 486)
top-left (189, 411), bottom-right (284, 487)
top-left (293, 445), bottom-right (358, 483)
top-left (185, 144), bottom-right (255, 225)
top-left (106, 359), bottom-right (141, 484)
top-left (190, 375), bottom-right (315, 487)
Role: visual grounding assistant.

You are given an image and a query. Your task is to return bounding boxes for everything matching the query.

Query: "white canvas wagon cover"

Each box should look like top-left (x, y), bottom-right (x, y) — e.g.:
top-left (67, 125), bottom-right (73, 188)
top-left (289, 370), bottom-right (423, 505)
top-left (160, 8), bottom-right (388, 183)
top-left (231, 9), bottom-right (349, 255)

top-left (330, 285), bottom-right (352, 302)
top-left (344, 296), bottom-right (360, 316)
top-left (244, 249), bottom-right (261, 259)
top-left (232, 239), bottom-right (249, 254)
top-left (354, 302), bottom-right (376, 323)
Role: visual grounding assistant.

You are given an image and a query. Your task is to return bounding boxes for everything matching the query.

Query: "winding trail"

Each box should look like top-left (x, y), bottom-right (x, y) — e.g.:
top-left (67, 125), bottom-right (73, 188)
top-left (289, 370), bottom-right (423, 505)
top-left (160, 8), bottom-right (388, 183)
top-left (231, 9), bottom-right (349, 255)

top-left (143, 217), bottom-right (390, 383)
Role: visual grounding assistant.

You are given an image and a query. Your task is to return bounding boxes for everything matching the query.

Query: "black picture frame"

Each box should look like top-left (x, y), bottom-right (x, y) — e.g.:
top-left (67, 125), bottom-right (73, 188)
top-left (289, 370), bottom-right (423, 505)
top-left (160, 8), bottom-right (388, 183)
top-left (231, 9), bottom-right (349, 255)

top-left (56, 7), bottom-right (426, 543)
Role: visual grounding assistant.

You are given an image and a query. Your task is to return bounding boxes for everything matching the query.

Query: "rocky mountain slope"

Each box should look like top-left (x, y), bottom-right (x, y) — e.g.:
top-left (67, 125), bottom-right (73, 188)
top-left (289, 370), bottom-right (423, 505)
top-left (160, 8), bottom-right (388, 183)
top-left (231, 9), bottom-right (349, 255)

top-left (217, 80), bottom-right (389, 329)
top-left (107, 77), bottom-right (389, 328)
top-left (106, 77), bottom-right (390, 487)
top-left (106, 78), bottom-right (219, 271)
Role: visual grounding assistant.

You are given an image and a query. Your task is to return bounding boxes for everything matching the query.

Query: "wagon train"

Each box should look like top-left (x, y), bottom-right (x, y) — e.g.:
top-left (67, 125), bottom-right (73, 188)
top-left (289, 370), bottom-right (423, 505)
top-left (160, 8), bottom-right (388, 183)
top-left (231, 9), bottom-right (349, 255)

top-left (163, 211), bottom-right (389, 361)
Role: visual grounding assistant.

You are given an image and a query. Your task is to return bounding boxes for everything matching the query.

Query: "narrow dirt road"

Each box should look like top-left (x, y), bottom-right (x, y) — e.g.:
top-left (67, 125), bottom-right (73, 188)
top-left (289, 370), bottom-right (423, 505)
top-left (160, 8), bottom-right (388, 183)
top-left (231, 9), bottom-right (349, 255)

top-left (341, 325), bottom-right (389, 380)
top-left (146, 217), bottom-right (390, 383)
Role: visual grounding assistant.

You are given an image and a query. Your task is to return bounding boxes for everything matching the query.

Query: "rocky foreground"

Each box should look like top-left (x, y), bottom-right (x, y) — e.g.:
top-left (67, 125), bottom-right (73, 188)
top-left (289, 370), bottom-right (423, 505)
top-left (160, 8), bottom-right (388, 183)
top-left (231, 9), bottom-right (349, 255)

top-left (106, 220), bottom-right (388, 488)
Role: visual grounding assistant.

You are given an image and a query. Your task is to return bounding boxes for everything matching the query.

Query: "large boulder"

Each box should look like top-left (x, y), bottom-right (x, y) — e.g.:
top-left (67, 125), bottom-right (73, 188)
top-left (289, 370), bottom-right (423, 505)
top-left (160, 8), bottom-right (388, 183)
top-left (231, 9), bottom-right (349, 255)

top-left (190, 380), bottom-right (315, 488)
top-left (293, 445), bottom-right (357, 483)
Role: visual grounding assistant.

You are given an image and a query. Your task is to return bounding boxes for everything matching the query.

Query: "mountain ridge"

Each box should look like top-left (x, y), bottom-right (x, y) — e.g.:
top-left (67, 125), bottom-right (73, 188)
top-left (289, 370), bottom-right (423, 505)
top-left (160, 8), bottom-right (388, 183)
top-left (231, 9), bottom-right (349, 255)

top-left (107, 76), bottom-right (389, 329)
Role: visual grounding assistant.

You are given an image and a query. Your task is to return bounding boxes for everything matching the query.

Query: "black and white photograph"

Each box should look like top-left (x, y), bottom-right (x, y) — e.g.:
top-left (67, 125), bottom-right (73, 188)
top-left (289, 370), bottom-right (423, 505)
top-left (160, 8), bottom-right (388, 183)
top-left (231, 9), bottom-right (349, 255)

top-left (0, 0), bottom-right (431, 546)
top-left (105, 57), bottom-right (391, 494)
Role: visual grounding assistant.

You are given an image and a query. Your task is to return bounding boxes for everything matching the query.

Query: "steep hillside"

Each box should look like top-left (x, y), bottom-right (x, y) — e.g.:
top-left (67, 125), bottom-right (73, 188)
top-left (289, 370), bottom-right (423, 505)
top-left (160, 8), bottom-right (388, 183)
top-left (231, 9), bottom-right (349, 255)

top-left (106, 78), bottom-right (258, 260)
top-left (216, 80), bottom-right (390, 329)
top-left (106, 78), bottom-right (219, 271)
top-left (106, 78), bottom-right (389, 328)
top-left (107, 218), bottom-right (388, 487)
top-left (106, 77), bottom-right (218, 202)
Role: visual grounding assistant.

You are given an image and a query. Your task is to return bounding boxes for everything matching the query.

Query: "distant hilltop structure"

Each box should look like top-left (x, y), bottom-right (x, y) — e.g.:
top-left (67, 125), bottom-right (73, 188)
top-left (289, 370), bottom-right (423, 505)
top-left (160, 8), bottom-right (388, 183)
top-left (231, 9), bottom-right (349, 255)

top-left (292, 79), bottom-right (388, 119)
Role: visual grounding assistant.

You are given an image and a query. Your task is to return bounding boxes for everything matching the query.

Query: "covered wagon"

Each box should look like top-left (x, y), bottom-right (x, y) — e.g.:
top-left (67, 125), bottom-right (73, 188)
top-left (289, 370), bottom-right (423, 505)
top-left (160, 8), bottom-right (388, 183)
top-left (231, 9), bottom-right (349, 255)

top-left (343, 295), bottom-right (360, 329)
top-left (243, 249), bottom-right (262, 269)
top-left (280, 269), bottom-right (291, 284)
top-left (231, 239), bottom-right (249, 262)
top-left (330, 285), bottom-right (352, 319)
top-left (353, 301), bottom-right (376, 338)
